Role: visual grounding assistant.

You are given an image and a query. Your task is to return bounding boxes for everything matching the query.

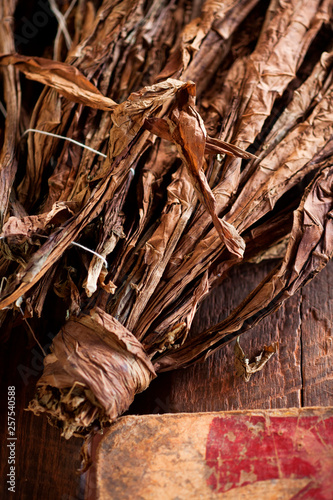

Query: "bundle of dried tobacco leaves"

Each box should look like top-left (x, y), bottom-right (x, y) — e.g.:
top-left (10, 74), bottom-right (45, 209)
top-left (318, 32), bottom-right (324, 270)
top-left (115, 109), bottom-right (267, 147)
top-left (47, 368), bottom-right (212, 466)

top-left (1, 0), bottom-right (333, 439)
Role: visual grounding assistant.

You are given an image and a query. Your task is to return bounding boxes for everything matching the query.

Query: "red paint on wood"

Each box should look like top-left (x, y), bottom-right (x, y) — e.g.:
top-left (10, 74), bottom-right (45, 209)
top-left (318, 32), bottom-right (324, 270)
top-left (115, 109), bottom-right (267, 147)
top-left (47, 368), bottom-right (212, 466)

top-left (205, 415), bottom-right (333, 499)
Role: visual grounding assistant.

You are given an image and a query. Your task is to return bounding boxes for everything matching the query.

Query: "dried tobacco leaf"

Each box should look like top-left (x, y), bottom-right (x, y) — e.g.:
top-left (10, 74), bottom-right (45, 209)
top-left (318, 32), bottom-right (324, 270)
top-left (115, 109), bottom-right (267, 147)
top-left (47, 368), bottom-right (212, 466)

top-left (0, 78), bottom-right (192, 309)
top-left (156, 164), bottom-right (333, 371)
top-left (234, 337), bottom-right (278, 382)
top-left (29, 307), bottom-right (156, 439)
top-left (0, 1), bottom-right (20, 229)
top-left (0, 54), bottom-right (117, 110)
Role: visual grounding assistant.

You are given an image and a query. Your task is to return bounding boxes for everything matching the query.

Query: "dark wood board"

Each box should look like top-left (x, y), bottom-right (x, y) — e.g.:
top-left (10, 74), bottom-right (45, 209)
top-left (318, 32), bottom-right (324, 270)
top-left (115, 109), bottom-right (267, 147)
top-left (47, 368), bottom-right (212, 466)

top-left (130, 259), bottom-right (333, 416)
top-left (0, 325), bottom-right (84, 500)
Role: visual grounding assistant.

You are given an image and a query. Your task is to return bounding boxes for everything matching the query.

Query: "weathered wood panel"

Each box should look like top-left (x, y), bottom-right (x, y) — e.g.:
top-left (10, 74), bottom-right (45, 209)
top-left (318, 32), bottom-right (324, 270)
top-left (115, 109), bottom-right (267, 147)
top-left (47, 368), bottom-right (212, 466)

top-left (130, 260), bottom-right (333, 417)
top-left (166, 262), bottom-right (304, 412)
top-left (0, 326), bottom-right (83, 500)
top-left (96, 409), bottom-right (333, 500)
top-left (301, 264), bottom-right (333, 406)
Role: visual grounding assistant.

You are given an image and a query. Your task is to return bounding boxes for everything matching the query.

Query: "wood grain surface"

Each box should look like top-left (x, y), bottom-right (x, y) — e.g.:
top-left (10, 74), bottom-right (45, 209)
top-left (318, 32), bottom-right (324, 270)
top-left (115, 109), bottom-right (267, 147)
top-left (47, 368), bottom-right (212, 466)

top-left (96, 409), bottom-right (333, 500)
top-left (1, 259), bottom-right (332, 499)
top-left (0, 324), bottom-right (84, 500)
top-left (130, 259), bottom-right (333, 416)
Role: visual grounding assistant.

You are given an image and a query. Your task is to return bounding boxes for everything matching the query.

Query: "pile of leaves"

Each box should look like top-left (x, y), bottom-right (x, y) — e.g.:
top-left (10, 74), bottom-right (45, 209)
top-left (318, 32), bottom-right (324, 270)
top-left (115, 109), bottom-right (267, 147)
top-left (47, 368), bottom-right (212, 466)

top-left (1, 0), bottom-right (333, 439)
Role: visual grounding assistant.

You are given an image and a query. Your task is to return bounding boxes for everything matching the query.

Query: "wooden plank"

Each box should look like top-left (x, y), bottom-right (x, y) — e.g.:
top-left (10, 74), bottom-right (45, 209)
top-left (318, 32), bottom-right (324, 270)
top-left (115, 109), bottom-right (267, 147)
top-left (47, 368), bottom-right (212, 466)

top-left (300, 262), bottom-right (333, 406)
top-left (96, 408), bottom-right (333, 500)
top-left (130, 261), bottom-right (333, 416)
top-left (0, 325), bottom-right (83, 500)
top-left (168, 263), bottom-right (303, 412)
